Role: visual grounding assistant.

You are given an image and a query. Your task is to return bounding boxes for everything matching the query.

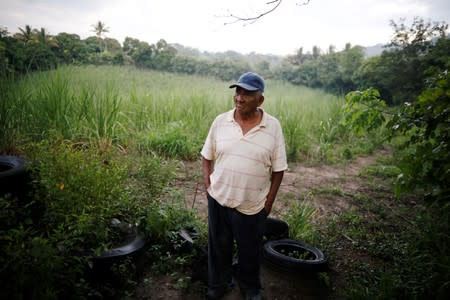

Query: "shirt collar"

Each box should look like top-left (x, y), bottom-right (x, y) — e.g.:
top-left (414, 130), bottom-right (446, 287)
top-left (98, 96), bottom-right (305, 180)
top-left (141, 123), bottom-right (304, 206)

top-left (227, 108), bottom-right (267, 127)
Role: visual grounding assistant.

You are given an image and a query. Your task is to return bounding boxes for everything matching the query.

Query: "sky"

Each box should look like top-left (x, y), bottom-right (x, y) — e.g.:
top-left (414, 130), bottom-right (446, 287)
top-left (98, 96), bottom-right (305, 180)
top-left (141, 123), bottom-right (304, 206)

top-left (1, 0), bottom-right (449, 56)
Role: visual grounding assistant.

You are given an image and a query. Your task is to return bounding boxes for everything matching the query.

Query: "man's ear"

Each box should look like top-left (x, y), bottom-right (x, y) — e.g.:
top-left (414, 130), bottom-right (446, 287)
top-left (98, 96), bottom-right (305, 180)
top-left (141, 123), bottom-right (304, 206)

top-left (259, 94), bottom-right (265, 106)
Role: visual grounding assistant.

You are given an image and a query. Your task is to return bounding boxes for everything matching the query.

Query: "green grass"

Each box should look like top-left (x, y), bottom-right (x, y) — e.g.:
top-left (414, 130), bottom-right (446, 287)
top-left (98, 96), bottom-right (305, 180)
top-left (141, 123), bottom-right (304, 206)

top-left (1, 65), bottom-right (344, 162)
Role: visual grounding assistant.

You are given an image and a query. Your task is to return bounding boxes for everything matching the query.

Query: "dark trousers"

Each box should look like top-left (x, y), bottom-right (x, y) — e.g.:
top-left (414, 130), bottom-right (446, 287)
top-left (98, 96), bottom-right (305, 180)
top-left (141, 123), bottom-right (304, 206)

top-left (208, 194), bottom-right (267, 295)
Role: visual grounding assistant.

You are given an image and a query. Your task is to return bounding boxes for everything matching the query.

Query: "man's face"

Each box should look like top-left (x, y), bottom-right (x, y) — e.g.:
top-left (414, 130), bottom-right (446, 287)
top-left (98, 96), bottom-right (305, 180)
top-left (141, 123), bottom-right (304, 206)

top-left (233, 87), bottom-right (264, 115)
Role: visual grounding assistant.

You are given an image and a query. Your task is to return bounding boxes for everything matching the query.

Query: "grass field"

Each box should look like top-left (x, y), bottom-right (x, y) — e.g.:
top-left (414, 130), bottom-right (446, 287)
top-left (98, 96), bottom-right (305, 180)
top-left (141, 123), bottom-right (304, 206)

top-left (1, 65), bottom-right (344, 161)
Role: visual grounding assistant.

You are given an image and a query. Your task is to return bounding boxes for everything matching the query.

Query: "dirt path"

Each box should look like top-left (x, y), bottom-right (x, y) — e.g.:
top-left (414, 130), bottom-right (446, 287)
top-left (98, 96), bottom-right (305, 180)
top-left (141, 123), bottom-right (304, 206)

top-left (175, 147), bottom-right (388, 221)
top-left (135, 148), bottom-right (392, 299)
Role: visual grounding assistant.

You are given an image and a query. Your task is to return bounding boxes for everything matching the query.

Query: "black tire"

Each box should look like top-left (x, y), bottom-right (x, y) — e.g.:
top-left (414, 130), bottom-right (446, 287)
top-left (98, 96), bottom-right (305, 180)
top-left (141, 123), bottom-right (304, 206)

top-left (81, 227), bottom-right (147, 282)
top-left (95, 232), bottom-right (146, 259)
top-left (0, 155), bottom-right (28, 196)
top-left (263, 239), bottom-right (328, 273)
top-left (264, 217), bottom-right (289, 240)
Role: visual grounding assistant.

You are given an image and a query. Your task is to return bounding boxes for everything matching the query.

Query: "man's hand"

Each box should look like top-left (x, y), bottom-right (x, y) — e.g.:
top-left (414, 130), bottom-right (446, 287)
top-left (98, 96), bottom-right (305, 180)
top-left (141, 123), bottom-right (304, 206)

top-left (201, 157), bottom-right (213, 192)
top-left (264, 171), bottom-right (284, 216)
top-left (264, 200), bottom-right (273, 215)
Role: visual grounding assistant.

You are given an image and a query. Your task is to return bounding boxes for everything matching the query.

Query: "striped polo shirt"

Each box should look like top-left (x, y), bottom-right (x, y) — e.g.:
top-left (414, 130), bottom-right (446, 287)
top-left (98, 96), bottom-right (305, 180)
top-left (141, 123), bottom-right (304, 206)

top-left (201, 108), bottom-right (288, 215)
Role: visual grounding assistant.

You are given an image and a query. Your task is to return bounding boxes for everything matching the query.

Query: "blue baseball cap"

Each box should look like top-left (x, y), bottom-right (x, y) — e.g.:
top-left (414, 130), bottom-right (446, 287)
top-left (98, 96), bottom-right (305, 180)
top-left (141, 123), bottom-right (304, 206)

top-left (229, 72), bottom-right (265, 93)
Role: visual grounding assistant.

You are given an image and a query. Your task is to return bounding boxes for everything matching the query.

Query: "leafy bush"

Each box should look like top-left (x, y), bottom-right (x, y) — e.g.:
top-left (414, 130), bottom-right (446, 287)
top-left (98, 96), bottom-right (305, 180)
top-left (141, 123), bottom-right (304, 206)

top-left (140, 198), bottom-right (203, 274)
top-left (340, 82), bottom-right (450, 203)
top-left (27, 141), bottom-right (132, 251)
top-left (0, 193), bottom-right (91, 300)
top-left (388, 71), bottom-right (450, 202)
top-left (340, 88), bottom-right (386, 136)
top-left (0, 140), bottom-right (179, 298)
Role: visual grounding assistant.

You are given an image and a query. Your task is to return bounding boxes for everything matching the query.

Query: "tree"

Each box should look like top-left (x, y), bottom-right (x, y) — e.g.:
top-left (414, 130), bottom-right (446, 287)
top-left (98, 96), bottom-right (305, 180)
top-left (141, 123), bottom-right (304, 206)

top-left (338, 45), bottom-right (364, 92)
top-left (131, 40), bottom-right (153, 68)
top-left (355, 18), bottom-right (449, 105)
top-left (104, 38), bottom-right (122, 53)
top-left (34, 28), bottom-right (57, 49)
top-left (123, 37), bottom-right (141, 57)
top-left (29, 28), bottom-right (58, 70)
top-left (0, 26), bottom-right (8, 39)
top-left (389, 17), bottom-right (448, 50)
top-left (15, 25), bottom-right (34, 44)
top-left (312, 45), bottom-right (321, 59)
top-left (54, 33), bottom-right (88, 64)
top-left (287, 47), bottom-right (312, 66)
top-left (150, 39), bottom-right (177, 70)
top-left (91, 21), bottom-right (109, 52)
top-left (0, 27), bottom-right (10, 74)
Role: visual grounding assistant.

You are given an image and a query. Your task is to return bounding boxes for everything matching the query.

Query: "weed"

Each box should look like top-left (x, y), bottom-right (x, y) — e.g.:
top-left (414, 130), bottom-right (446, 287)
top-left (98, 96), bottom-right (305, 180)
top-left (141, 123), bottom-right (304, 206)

top-left (281, 200), bottom-right (317, 243)
top-left (364, 165), bottom-right (402, 179)
top-left (314, 187), bottom-right (344, 196)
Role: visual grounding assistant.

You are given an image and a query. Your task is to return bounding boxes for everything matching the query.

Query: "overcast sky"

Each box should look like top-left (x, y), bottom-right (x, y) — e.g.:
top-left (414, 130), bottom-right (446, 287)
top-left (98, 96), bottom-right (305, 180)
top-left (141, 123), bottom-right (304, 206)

top-left (1, 0), bottom-right (449, 56)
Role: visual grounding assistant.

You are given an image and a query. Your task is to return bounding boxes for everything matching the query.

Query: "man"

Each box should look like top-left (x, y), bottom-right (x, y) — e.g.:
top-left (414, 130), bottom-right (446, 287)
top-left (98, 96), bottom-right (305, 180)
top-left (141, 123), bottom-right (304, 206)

top-left (201, 72), bottom-right (288, 299)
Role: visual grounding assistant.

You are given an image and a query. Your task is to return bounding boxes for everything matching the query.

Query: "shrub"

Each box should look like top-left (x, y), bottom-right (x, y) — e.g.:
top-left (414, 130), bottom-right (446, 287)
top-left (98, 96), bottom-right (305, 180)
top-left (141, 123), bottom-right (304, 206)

top-left (0, 140), bottom-right (178, 298)
top-left (388, 71), bottom-right (450, 202)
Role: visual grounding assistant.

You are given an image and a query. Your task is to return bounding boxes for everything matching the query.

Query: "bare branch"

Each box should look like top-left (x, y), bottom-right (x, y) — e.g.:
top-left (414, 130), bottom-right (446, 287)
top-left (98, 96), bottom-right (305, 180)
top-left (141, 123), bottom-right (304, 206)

top-left (222, 0), bottom-right (311, 25)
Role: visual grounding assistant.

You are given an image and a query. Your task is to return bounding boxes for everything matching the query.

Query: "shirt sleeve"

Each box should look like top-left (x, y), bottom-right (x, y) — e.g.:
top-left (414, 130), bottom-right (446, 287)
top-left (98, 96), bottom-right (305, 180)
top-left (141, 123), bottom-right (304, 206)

top-left (271, 120), bottom-right (288, 172)
top-left (200, 118), bottom-right (217, 161)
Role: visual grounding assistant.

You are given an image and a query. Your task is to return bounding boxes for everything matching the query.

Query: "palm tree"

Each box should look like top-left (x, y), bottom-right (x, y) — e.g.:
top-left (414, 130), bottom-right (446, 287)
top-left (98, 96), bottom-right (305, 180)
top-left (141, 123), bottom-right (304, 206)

top-left (91, 21), bottom-right (109, 52)
top-left (0, 26), bottom-right (9, 39)
top-left (15, 25), bottom-right (34, 44)
top-left (34, 27), bottom-right (58, 48)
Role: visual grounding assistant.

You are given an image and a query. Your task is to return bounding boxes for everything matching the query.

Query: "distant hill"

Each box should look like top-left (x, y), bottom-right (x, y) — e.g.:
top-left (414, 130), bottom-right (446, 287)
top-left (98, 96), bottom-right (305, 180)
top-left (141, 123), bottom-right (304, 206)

top-left (172, 41), bottom-right (390, 62)
top-left (172, 40), bottom-right (446, 62)
top-left (362, 34), bottom-right (450, 58)
top-left (363, 43), bottom-right (389, 57)
top-left (171, 43), bottom-right (284, 66)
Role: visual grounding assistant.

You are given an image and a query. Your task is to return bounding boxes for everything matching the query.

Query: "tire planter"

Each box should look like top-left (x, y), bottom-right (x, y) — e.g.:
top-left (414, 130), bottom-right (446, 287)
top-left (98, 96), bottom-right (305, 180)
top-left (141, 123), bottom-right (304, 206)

top-left (93, 231), bottom-right (146, 260)
top-left (76, 221), bottom-right (146, 281)
top-left (264, 217), bottom-right (289, 240)
top-left (263, 239), bottom-right (328, 273)
top-left (0, 155), bottom-right (29, 197)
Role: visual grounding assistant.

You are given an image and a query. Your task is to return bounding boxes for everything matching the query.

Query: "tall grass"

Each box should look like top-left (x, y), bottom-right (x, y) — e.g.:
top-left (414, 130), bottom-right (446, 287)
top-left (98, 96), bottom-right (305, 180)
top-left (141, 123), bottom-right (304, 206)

top-left (1, 65), bottom-right (344, 161)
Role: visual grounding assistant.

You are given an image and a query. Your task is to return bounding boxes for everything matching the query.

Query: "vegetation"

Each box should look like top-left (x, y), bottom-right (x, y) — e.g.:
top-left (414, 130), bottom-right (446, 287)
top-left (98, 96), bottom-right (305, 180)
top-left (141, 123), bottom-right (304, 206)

top-left (1, 18), bottom-right (447, 104)
top-left (317, 164), bottom-right (449, 299)
top-left (0, 65), bottom-right (344, 161)
top-left (0, 16), bottom-right (449, 300)
top-left (0, 66), bottom-right (345, 298)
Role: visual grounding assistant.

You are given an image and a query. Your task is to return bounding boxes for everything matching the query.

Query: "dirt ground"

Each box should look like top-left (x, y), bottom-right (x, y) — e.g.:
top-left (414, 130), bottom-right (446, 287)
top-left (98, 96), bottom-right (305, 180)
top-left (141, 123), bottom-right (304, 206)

top-left (134, 148), bottom-right (393, 299)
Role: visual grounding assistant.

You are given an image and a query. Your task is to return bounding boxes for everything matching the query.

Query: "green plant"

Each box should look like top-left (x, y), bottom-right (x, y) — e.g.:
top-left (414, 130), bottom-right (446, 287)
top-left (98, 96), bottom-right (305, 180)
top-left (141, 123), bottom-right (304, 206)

top-left (1, 139), bottom-right (181, 298)
top-left (341, 88), bottom-right (387, 136)
top-left (279, 245), bottom-right (315, 260)
top-left (26, 141), bottom-right (132, 250)
top-left (387, 71), bottom-right (450, 202)
top-left (0, 76), bottom-right (30, 154)
top-left (80, 81), bottom-right (122, 149)
top-left (364, 165), bottom-right (401, 179)
top-left (0, 224), bottom-right (90, 300)
top-left (136, 122), bottom-right (199, 160)
top-left (342, 204), bottom-right (450, 299)
top-left (282, 201), bottom-right (317, 243)
top-left (141, 199), bottom-right (197, 241)
top-left (141, 200), bottom-right (201, 277)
